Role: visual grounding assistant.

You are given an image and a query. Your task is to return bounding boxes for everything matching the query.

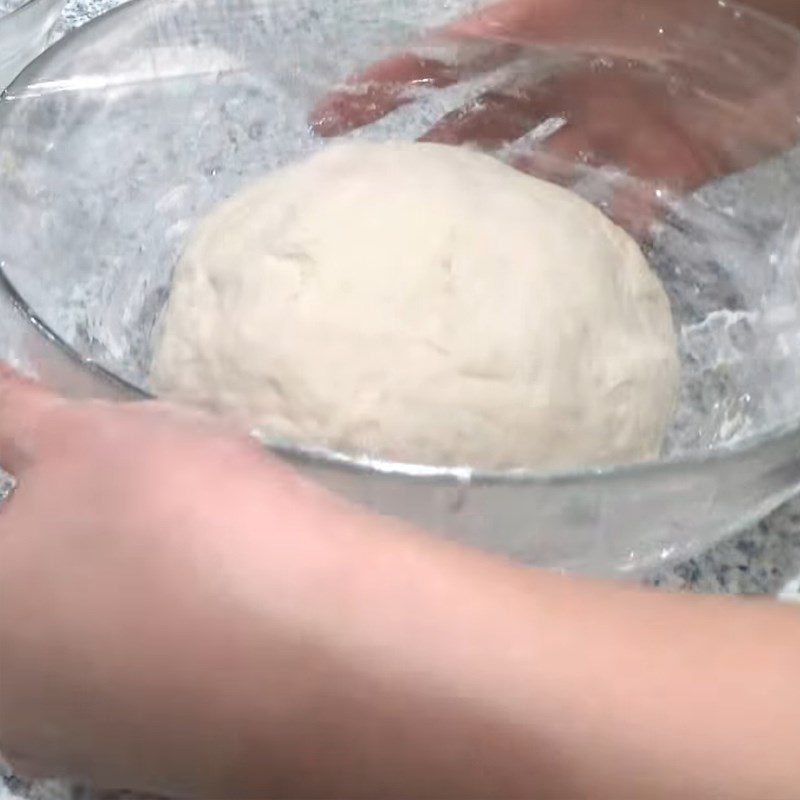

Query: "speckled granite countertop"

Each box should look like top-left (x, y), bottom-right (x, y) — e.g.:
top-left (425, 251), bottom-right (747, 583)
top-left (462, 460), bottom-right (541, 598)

top-left (2, 0), bottom-right (800, 798)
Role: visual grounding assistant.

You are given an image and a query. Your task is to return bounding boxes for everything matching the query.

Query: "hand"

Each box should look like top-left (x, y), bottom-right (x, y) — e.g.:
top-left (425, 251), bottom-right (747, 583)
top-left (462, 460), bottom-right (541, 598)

top-left (311, 0), bottom-right (800, 232)
top-left (0, 367), bottom-right (359, 795)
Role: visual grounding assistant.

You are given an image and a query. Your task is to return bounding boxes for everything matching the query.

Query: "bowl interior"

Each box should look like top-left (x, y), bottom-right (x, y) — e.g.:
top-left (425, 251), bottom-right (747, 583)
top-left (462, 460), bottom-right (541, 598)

top-left (0, 0), bottom-right (39, 15)
top-left (1, 0), bottom-right (800, 471)
top-left (0, 0), bottom-right (64, 88)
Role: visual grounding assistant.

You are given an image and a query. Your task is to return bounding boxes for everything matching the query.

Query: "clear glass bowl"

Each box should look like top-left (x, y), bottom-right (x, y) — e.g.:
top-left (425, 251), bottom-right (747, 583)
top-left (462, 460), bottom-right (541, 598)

top-left (0, 0), bottom-right (64, 89)
top-left (2, 0), bottom-right (800, 575)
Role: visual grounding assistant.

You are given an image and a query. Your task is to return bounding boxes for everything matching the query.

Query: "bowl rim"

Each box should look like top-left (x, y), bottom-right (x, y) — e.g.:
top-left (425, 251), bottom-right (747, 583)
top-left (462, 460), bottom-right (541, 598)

top-left (3, 0), bottom-right (800, 487)
top-left (1, 0), bottom-right (59, 23)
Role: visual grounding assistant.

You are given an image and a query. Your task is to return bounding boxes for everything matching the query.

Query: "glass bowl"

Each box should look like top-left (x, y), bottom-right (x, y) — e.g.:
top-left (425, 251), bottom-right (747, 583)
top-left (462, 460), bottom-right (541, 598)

top-left (0, 0), bottom-right (64, 89)
top-left (2, 0), bottom-right (800, 576)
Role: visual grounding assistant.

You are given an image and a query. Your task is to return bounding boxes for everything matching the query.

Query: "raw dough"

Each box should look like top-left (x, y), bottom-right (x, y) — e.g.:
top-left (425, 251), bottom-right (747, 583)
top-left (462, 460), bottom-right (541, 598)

top-left (151, 141), bottom-right (679, 470)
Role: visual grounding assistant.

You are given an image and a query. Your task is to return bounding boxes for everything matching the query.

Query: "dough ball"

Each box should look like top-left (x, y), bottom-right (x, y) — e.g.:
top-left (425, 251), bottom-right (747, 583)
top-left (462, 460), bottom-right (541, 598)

top-left (151, 141), bottom-right (679, 470)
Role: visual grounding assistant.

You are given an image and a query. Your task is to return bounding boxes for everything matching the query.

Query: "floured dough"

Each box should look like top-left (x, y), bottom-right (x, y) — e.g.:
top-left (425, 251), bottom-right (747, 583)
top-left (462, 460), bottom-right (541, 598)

top-left (151, 141), bottom-right (679, 470)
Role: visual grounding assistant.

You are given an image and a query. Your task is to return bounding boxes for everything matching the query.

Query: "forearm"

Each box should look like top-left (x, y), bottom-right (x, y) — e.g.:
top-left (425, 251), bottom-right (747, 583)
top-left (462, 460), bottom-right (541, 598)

top-left (152, 482), bottom-right (800, 800)
top-left (280, 535), bottom-right (800, 800)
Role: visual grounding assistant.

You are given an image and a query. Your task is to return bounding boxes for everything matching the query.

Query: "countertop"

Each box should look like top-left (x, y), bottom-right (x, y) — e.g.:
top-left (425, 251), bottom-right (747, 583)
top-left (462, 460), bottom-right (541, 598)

top-left (3, 0), bottom-right (800, 798)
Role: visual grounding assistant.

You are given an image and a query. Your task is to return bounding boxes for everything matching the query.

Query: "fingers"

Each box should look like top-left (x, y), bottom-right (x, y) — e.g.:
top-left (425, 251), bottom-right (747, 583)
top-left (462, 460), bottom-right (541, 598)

top-left (311, 54), bottom-right (460, 137)
top-left (308, 0), bottom-right (583, 138)
top-left (0, 365), bottom-right (62, 475)
top-left (310, 42), bottom-right (520, 137)
top-left (420, 83), bottom-right (555, 148)
top-left (308, 0), bottom-right (640, 139)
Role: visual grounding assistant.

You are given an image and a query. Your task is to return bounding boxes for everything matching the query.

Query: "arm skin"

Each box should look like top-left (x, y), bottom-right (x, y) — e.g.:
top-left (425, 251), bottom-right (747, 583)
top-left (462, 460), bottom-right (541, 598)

top-left (0, 368), bottom-right (799, 800)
